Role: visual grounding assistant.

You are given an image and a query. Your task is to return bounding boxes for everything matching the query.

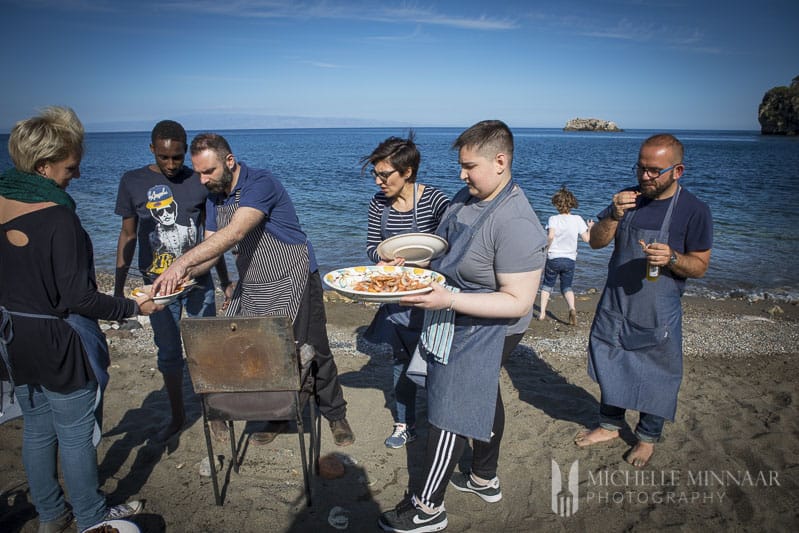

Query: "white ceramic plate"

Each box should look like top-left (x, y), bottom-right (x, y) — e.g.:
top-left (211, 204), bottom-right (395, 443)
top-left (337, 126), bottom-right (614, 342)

top-left (131, 279), bottom-right (197, 305)
top-left (83, 519), bottom-right (141, 533)
top-left (376, 233), bottom-right (448, 267)
top-left (323, 265), bottom-right (445, 303)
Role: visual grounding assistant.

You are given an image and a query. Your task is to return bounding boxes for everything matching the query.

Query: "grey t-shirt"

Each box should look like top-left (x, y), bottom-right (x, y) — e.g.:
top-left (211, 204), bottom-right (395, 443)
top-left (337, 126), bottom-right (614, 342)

top-left (453, 185), bottom-right (547, 334)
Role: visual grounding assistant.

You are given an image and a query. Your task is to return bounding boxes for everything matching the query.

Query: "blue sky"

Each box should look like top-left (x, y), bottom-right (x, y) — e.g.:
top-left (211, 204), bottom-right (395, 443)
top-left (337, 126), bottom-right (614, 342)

top-left (1, 0), bottom-right (797, 131)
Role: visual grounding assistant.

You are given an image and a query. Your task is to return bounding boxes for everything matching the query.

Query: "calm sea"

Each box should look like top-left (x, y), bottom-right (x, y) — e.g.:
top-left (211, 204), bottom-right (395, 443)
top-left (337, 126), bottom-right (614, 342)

top-left (2, 128), bottom-right (798, 301)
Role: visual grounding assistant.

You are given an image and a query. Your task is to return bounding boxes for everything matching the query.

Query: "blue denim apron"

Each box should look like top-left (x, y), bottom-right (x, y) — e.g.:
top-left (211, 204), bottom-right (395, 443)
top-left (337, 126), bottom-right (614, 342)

top-left (588, 187), bottom-right (683, 420)
top-left (3, 309), bottom-right (107, 443)
top-left (424, 181), bottom-right (515, 442)
top-left (364, 184), bottom-right (423, 340)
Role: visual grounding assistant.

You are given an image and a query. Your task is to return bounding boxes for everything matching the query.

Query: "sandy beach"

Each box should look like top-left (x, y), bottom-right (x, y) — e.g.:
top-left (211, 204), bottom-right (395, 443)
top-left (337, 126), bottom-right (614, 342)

top-left (2, 279), bottom-right (798, 532)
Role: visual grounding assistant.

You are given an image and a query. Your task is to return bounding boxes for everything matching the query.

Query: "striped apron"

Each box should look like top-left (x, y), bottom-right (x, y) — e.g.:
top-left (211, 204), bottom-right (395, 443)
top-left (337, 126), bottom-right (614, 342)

top-left (216, 190), bottom-right (310, 322)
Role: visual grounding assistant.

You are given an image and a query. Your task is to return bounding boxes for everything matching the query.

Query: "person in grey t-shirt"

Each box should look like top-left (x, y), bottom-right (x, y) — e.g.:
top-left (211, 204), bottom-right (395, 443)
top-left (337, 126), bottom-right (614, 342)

top-left (378, 120), bottom-right (546, 532)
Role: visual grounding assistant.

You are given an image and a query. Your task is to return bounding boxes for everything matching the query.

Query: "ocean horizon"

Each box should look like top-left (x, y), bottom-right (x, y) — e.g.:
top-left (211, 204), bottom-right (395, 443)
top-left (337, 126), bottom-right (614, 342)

top-left (2, 127), bottom-right (798, 302)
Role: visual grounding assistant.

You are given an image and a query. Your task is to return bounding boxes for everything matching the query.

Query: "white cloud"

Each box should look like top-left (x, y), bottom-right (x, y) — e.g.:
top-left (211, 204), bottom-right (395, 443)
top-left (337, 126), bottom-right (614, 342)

top-left (158, 0), bottom-right (518, 30)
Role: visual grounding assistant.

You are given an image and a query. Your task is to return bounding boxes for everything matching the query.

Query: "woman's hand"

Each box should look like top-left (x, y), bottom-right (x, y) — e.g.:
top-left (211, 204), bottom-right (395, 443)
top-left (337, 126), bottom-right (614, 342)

top-left (377, 257), bottom-right (406, 267)
top-left (132, 292), bottom-right (164, 316)
top-left (399, 282), bottom-right (451, 310)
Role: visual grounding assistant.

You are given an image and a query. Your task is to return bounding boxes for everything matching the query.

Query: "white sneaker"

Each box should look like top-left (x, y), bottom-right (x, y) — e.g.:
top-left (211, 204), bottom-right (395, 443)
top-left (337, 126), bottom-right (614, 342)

top-left (80, 501), bottom-right (144, 533)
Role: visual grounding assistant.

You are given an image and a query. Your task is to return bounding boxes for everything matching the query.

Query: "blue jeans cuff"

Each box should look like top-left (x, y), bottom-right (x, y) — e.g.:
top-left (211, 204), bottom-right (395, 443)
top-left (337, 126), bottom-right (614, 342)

top-left (599, 420), bottom-right (623, 431)
top-left (635, 429), bottom-right (661, 443)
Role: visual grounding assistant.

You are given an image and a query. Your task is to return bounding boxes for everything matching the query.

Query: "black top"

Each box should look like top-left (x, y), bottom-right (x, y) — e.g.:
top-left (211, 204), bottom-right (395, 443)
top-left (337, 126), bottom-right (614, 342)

top-left (0, 204), bottom-right (136, 392)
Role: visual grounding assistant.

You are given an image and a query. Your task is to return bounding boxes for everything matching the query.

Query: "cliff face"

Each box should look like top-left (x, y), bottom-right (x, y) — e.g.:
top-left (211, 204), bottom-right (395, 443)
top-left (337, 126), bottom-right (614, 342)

top-left (758, 76), bottom-right (799, 135)
top-left (563, 117), bottom-right (622, 132)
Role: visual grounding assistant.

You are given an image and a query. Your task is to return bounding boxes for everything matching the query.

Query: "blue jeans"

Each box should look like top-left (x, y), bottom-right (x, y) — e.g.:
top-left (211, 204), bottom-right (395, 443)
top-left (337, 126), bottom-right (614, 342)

top-left (599, 401), bottom-right (665, 443)
top-left (541, 257), bottom-right (576, 295)
top-left (15, 382), bottom-right (106, 530)
top-left (148, 274), bottom-right (216, 374)
top-left (387, 323), bottom-right (421, 427)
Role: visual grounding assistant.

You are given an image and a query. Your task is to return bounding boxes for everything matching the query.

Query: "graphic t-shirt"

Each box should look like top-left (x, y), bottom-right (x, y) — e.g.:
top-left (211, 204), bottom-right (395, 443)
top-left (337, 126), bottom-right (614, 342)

top-left (115, 165), bottom-right (209, 277)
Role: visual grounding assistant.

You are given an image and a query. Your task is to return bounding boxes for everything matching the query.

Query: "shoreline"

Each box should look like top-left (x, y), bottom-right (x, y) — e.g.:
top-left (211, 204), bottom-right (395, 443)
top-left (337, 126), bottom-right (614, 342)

top-left (1, 277), bottom-right (797, 532)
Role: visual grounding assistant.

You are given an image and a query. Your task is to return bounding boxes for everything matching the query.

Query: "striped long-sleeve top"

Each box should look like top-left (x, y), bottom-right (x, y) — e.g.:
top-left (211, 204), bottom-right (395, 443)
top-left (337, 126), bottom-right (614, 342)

top-left (366, 185), bottom-right (450, 263)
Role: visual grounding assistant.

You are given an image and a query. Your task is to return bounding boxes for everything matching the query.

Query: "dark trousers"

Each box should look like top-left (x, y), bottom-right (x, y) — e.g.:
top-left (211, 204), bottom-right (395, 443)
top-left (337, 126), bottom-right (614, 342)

top-left (417, 333), bottom-right (521, 508)
top-left (293, 271), bottom-right (347, 421)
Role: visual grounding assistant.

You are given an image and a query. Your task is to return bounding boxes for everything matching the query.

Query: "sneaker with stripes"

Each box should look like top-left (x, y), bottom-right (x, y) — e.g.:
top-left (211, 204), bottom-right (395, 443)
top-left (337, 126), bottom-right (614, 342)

top-left (378, 494), bottom-right (447, 532)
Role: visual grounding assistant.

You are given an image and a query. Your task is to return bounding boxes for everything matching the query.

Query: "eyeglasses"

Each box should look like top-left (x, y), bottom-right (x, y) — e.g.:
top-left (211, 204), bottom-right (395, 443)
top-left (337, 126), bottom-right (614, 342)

top-left (632, 163), bottom-right (681, 179)
top-left (370, 168), bottom-right (397, 184)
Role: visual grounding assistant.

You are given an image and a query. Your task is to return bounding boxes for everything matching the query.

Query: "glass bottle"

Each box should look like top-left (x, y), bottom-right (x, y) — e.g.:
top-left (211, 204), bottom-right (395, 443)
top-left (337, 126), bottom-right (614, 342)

top-left (645, 239), bottom-right (659, 281)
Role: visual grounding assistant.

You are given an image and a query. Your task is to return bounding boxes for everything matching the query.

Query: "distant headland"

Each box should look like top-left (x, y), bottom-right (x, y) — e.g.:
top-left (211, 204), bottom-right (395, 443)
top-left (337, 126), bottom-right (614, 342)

top-left (563, 117), bottom-right (622, 132)
top-left (758, 75), bottom-right (799, 135)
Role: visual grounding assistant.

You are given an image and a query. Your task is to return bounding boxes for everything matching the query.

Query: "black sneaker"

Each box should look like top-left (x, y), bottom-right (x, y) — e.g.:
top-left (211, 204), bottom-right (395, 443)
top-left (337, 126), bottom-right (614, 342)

top-left (378, 494), bottom-right (447, 532)
top-left (449, 471), bottom-right (502, 503)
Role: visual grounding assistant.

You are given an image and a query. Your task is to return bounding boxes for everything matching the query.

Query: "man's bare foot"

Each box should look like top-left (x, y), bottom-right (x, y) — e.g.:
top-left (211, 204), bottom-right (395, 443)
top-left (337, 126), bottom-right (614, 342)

top-left (625, 441), bottom-right (654, 468)
top-left (574, 427), bottom-right (619, 447)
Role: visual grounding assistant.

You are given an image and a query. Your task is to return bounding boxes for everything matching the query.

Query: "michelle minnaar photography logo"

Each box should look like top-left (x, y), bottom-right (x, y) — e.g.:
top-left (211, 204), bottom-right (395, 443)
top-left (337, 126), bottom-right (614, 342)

top-left (550, 458), bottom-right (781, 517)
top-left (551, 459), bottom-right (580, 516)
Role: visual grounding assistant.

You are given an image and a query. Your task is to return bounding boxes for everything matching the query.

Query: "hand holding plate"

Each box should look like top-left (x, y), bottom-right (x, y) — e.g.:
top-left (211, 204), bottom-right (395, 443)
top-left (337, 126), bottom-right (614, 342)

top-left (131, 291), bottom-right (164, 316)
top-left (399, 281), bottom-right (448, 310)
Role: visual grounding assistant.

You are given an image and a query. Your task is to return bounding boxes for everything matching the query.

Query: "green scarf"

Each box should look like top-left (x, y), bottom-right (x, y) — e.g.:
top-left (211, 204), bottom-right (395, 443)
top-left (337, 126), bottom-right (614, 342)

top-left (0, 167), bottom-right (76, 211)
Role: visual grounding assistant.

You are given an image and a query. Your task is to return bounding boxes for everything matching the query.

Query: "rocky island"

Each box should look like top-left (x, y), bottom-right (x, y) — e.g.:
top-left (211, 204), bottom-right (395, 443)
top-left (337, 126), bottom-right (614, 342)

top-left (759, 75), bottom-right (799, 135)
top-left (563, 117), bottom-right (622, 132)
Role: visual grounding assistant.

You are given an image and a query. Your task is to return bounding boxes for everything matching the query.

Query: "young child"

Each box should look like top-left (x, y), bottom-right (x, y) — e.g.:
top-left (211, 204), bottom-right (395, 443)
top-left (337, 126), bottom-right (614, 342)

top-left (538, 186), bottom-right (593, 325)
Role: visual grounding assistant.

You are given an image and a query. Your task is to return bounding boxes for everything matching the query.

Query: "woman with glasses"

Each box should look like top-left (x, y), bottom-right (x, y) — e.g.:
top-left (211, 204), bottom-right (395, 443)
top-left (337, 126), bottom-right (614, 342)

top-left (0, 107), bottom-right (161, 532)
top-left (360, 131), bottom-right (449, 449)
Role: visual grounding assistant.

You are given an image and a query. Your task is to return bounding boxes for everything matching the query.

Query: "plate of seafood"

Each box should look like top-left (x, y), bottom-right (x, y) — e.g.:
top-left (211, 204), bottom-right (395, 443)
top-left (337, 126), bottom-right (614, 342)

top-left (323, 265), bottom-right (445, 303)
top-left (130, 279), bottom-right (197, 306)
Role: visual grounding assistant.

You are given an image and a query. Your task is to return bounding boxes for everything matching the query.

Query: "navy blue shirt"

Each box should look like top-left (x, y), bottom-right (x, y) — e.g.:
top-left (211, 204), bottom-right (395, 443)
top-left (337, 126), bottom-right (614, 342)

top-left (598, 186), bottom-right (713, 256)
top-left (206, 162), bottom-right (318, 272)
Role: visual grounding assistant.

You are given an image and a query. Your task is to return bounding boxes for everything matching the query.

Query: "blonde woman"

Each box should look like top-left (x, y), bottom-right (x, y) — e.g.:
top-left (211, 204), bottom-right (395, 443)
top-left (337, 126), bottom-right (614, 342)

top-left (0, 107), bottom-right (160, 532)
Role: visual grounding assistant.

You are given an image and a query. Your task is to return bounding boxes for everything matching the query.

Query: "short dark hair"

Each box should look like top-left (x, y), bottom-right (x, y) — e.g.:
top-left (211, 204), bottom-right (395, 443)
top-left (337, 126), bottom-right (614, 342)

top-left (452, 120), bottom-right (513, 165)
top-left (641, 133), bottom-right (684, 163)
top-left (360, 130), bottom-right (421, 182)
top-left (151, 120), bottom-right (187, 145)
top-left (190, 133), bottom-right (233, 160)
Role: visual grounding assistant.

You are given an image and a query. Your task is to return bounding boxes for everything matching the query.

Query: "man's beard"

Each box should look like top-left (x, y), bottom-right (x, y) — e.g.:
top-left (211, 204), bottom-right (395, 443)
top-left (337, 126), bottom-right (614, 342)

top-left (205, 165), bottom-right (233, 194)
top-left (640, 174), bottom-right (675, 199)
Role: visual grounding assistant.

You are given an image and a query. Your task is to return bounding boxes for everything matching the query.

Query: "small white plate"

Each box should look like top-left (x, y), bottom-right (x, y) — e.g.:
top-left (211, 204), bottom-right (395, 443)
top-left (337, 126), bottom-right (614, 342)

top-left (376, 233), bottom-right (448, 267)
top-left (131, 280), bottom-right (197, 305)
top-left (83, 519), bottom-right (141, 533)
top-left (323, 265), bottom-right (445, 303)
